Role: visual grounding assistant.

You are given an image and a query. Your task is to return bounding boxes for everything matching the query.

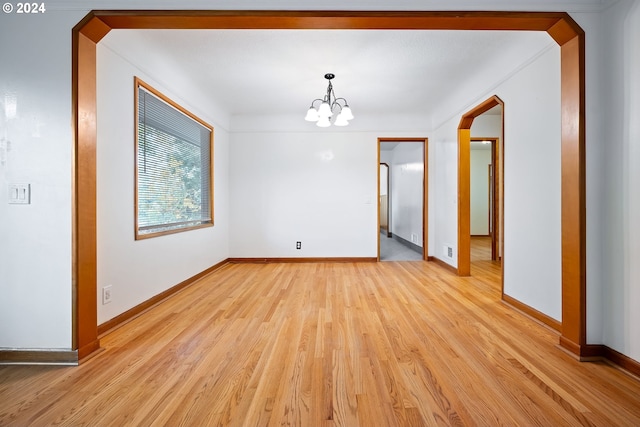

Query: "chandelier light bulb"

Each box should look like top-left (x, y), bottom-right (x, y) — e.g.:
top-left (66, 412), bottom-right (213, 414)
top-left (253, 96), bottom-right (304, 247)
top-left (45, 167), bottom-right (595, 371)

top-left (340, 105), bottom-right (354, 121)
top-left (334, 113), bottom-right (349, 126)
top-left (316, 117), bottom-right (331, 127)
top-left (305, 107), bottom-right (319, 121)
top-left (318, 101), bottom-right (332, 118)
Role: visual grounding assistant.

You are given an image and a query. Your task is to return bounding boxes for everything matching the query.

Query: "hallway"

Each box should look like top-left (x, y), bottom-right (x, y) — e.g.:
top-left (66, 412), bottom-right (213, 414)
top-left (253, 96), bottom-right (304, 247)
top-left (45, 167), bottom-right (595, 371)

top-left (379, 232), bottom-right (423, 261)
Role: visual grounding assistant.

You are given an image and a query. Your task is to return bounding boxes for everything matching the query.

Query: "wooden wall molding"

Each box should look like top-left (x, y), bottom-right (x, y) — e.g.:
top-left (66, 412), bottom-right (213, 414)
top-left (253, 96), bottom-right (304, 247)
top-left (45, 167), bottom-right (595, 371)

top-left (458, 95), bottom-right (504, 277)
top-left (0, 349), bottom-right (79, 366)
top-left (502, 294), bottom-right (562, 332)
top-left (72, 10), bottom-right (587, 362)
top-left (427, 256), bottom-right (458, 274)
top-left (228, 257), bottom-right (377, 264)
top-left (603, 347), bottom-right (640, 379)
top-left (97, 259), bottom-right (230, 337)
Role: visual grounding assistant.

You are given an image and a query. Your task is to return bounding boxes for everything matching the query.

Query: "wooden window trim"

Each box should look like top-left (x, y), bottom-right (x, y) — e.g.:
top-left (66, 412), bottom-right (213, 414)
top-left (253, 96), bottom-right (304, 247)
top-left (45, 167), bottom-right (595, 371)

top-left (133, 77), bottom-right (214, 240)
top-left (72, 10), bottom-right (586, 360)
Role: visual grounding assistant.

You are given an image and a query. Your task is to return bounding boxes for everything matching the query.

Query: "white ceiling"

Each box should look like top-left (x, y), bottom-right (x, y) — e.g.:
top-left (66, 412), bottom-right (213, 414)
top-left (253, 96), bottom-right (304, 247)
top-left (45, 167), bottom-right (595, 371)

top-left (102, 29), bottom-right (554, 122)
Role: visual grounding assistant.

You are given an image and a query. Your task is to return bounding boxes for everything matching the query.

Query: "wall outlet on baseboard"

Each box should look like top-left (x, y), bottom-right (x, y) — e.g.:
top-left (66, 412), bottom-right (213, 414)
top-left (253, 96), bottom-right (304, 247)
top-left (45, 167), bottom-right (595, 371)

top-left (411, 233), bottom-right (418, 244)
top-left (296, 241), bottom-right (302, 250)
top-left (102, 285), bottom-right (112, 304)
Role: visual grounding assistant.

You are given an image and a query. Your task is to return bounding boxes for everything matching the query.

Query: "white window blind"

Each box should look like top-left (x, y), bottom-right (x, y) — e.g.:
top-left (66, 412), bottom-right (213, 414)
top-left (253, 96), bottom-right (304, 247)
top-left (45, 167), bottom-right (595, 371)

top-left (136, 81), bottom-right (213, 238)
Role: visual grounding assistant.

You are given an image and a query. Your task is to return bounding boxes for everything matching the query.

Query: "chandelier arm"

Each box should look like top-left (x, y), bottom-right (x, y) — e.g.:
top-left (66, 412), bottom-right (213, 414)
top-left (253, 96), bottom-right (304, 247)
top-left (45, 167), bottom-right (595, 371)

top-left (333, 97), bottom-right (348, 106)
top-left (309, 98), bottom-right (324, 108)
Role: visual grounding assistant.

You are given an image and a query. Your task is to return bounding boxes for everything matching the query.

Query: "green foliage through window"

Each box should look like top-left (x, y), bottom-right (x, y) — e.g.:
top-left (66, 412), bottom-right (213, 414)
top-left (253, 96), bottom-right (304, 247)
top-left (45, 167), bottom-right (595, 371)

top-left (135, 79), bottom-right (213, 238)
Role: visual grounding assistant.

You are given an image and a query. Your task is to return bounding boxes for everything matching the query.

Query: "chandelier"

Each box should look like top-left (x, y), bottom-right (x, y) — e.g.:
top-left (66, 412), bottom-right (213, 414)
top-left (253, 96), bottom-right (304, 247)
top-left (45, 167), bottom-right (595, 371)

top-left (304, 73), bottom-right (354, 127)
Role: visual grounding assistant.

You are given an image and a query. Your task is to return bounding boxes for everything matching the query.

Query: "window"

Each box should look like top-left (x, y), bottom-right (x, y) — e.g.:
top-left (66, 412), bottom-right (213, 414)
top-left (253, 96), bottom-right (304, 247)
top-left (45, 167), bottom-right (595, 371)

top-left (135, 77), bottom-right (213, 239)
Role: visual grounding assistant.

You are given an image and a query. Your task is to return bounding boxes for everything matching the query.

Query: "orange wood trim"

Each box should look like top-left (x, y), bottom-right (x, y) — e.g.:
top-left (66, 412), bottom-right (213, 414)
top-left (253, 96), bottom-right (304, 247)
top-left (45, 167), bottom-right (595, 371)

top-left (546, 15), bottom-right (584, 46)
top-left (133, 77), bottom-right (215, 240)
top-left (559, 34), bottom-right (586, 357)
top-left (457, 128), bottom-right (471, 276)
top-left (497, 135), bottom-right (505, 293)
top-left (77, 340), bottom-right (101, 361)
top-left (502, 294), bottom-right (562, 332)
top-left (135, 77), bottom-right (214, 131)
top-left (377, 141), bottom-right (381, 261)
top-left (228, 257), bottom-right (378, 264)
top-left (73, 10), bottom-right (585, 362)
top-left (579, 344), bottom-right (607, 359)
top-left (135, 222), bottom-right (214, 240)
top-left (558, 336), bottom-right (582, 357)
top-left (133, 77), bottom-right (140, 241)
top-left (97, 259), bottom-right (231, 337)
top-left (458, 97), bottom-right (503, 278)
top-left (0, 350), bottom-right (79, 366)
top-left (427, 256), bottom-right (458, 274)
top-left (89, 10), bottom-right (572, 32)
top-left (459, 98), bottom-right (501, 128)
top-left (74, 31), bottom-right (99, 358)
top-left (488, 164), bottom-right (492, 234)
top-left (558, 343), bottom-right (640, 377)
top-left (423, 138), bottom-right (429, 260)
top-left (603, 347), bottom-right (640, 379)
top-left (77, 15), bottom-right (111, 43)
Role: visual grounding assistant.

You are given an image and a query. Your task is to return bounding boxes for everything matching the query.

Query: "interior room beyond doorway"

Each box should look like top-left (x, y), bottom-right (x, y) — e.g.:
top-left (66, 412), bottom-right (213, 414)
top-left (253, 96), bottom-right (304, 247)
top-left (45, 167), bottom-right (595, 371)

top-left (379, 139), bottom-right (426, 261)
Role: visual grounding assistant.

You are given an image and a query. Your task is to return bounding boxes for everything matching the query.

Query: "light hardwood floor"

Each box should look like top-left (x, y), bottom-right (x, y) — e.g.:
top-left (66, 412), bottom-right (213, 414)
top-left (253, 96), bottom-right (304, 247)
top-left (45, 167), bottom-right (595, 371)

top-left (1, 260), bottom-right (640, 426)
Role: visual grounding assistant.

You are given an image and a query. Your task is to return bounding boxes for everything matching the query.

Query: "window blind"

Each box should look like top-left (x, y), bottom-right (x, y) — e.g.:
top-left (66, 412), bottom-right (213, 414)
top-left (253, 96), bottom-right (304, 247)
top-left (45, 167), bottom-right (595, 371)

top-left (136, 84), bottom-right (212, 237)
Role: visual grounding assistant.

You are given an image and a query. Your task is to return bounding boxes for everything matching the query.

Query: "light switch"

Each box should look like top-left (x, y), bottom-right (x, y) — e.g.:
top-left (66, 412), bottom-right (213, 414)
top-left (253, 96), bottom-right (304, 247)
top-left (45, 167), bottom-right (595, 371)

top-left (8, 183), bottom-right (30, 204)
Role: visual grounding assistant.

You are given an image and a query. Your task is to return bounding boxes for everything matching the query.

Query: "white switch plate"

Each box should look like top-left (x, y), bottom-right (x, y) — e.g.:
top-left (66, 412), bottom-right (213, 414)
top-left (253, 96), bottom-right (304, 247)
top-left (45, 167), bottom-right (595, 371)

top-left (8, 183), bottom-right (30, 204)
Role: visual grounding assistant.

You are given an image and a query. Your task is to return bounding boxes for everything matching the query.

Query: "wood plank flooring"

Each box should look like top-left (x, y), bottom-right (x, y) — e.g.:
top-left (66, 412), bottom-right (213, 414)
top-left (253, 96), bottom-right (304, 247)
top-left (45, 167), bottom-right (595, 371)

top-left (2, 260), bottom-right (640, 426)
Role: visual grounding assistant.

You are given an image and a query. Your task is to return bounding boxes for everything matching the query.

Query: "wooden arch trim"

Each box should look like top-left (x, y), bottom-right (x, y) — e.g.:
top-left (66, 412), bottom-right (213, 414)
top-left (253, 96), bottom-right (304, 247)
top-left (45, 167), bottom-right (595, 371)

top-left (72, 10), bottom-right (586, 360)
top-left (458, 95), bottom-right (504, 276)
top-left (457, 95), bottom-right (504, 277)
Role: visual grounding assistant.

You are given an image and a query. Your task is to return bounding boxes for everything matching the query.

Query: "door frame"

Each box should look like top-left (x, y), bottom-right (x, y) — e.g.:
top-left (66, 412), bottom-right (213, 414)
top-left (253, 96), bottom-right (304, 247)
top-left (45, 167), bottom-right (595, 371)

top-left (379, 163), bottom-right (391, 237)
top-left (470, 137), bottom-right (502, 262)
top-left (72, 10), bottom-right (586, 359)
top-left (377, 138), bottom-right (428, 261)
top-left (458, 96), bottom-right (505, 276)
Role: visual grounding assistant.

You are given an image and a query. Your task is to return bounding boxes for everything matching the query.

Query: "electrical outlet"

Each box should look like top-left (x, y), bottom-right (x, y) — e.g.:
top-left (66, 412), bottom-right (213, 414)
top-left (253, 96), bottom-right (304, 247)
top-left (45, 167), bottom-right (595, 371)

top-left (102, 285), bottom-right (112, 304)
top-left (296, 241), bottom-right (302, 250)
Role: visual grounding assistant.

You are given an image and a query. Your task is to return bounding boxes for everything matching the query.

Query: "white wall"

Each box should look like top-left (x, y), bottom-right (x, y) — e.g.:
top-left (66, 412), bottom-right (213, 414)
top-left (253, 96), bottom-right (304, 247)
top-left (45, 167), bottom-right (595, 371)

top-left (471, 115), bottom-right (502, 138)
top-left (470, 149), bottom-right (491, 235)
top-left (0, 11), bottom-right (86, 348)
top-left (96, 42), bottom-right (230, 324)
top-left (626, 0), bottom-right (640, 361)
top-left (431, 46), bottom-right (562, 321)
top-left (600, 0), bottom-right (640, 361)
top-left (230, 129), bottom-right (424, 258)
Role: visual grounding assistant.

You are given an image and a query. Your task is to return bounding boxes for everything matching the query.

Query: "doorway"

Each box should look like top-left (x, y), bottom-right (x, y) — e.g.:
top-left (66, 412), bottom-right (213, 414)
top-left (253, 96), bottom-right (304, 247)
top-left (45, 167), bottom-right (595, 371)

top-left (470, 137), bottom-right (499, 264)
top-left (378, 138), bottom-right (428, 261)
top-left (73, 11), bottom-right (586, 360)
